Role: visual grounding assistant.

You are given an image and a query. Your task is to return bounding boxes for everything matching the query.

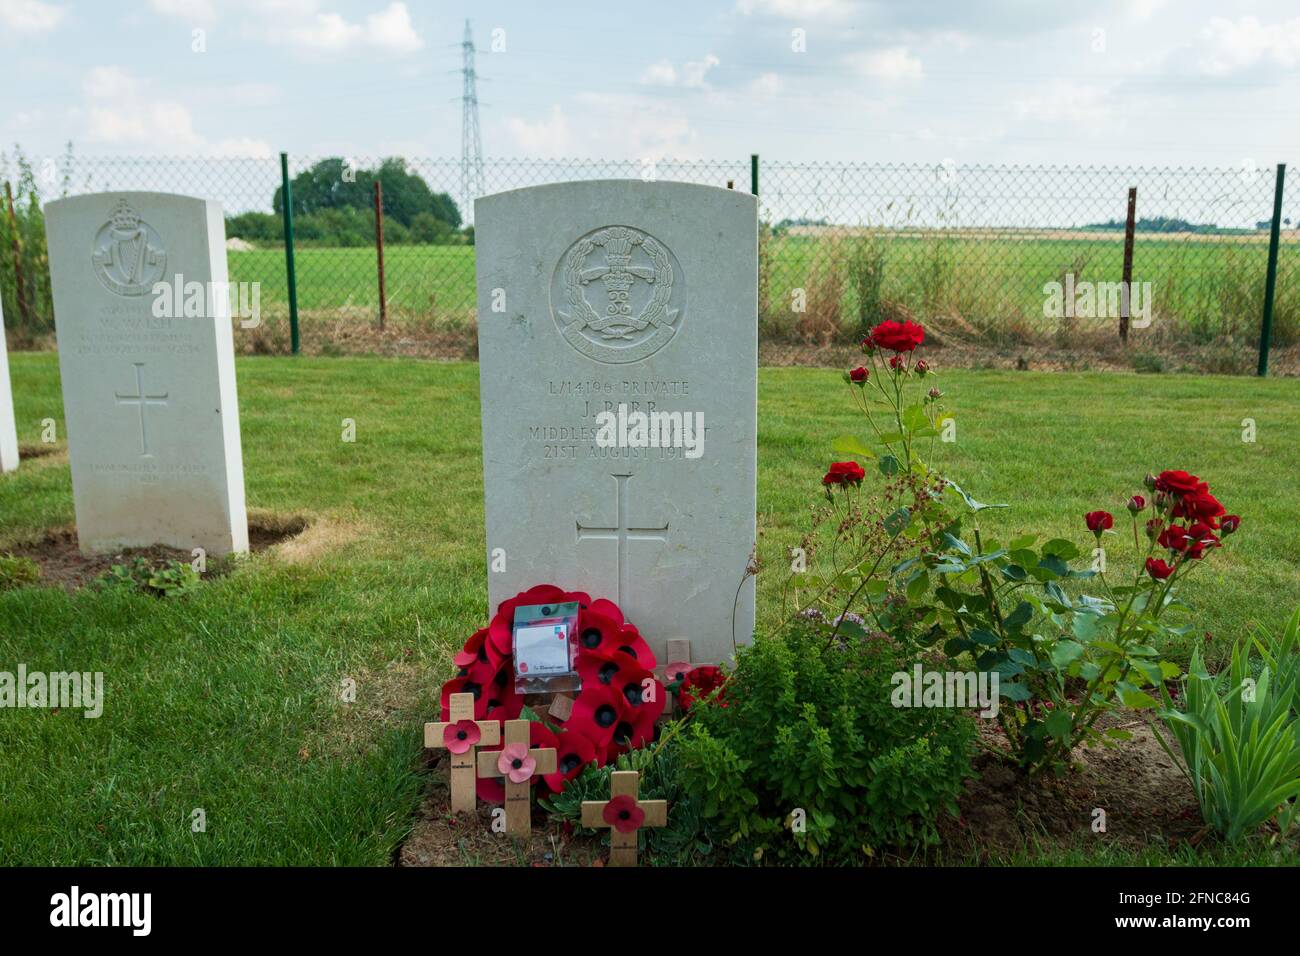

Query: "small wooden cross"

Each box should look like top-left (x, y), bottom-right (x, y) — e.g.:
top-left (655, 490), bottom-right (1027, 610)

top-left (476, 719), bottom-right (557, 836)
top-left (425, 692), bottom-right (501, 814)
top-left (581, 770), bottom-right (668, 867)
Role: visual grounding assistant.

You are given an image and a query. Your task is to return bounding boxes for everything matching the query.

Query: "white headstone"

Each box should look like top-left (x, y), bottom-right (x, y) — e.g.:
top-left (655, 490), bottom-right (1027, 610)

top-left (476, 181), bottom-right (757, 663)
top-left (44, 192), bottom-right (248, 555)
top-left (0, 299), bottom-right (18, 473)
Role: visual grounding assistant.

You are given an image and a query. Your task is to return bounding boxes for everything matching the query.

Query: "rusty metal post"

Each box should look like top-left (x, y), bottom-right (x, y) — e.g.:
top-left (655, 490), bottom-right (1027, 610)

top-left (3, 181), bottom-right (32, 327)
top-left (1119, 186), bottom-right (1137, 344)
top-left (373, 179), bottom-right (387, 330)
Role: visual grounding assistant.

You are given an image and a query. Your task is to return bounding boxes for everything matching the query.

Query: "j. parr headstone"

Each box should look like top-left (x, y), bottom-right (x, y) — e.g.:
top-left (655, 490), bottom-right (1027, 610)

top-left (0, 299), bottom-right (18, 473)
top-left (476, 181), bottom-right (757, 663)
top-left (45, 192), bottom-right (248, 555)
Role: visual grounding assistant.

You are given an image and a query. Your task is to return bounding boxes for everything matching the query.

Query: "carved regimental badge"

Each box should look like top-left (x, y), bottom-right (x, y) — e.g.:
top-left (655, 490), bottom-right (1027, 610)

top-left (92, 198), bottom-right (167, 297)
top-left (550, 225), bottom-right (685, 364)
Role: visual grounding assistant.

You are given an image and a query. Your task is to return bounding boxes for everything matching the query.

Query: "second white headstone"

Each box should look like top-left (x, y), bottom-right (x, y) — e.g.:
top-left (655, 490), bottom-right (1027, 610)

top-left (45, 191), bottom-right (248, 555)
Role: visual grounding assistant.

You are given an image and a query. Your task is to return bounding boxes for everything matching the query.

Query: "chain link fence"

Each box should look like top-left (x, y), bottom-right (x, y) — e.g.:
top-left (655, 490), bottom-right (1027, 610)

top-left (3, 151), bottom-right (1296, 372)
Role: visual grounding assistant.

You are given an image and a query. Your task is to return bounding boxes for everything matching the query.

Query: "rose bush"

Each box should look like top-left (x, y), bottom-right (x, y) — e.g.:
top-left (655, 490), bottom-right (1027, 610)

top-left (784, 320), bottom-right (1241, 773)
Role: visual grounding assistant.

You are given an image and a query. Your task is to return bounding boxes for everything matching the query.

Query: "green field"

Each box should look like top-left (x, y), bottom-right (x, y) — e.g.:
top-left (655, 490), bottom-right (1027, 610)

top-left (224, 233), bottom-right (1300, 348)
top-left (2, 354), bottom-right (1298, 864)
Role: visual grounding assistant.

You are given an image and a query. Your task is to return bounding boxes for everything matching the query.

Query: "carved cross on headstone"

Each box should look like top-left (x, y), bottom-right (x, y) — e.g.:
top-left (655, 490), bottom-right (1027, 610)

top-left (114, 362), bottom-right (170, 457)
top-left (476, 718), bottom-right (556, 836)
top-left (576, 473), bottom-right (668, 605)
top-left (424, 692), bottom-right (501, 814)
top-left (581, 770), bottom-right (668, 867)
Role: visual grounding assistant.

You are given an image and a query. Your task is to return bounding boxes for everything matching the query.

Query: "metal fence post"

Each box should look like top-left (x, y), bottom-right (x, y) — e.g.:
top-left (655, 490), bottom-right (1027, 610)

top-left (1258, 163), bottom-right (1286, 377)
top-left (1120, 186), bottom-right (1136, 344)
top-left (279, 151), bottom-right (301, 355)
top-left (373, 179), bottom-right (387, 330)
top-left (750, 153), bottom-right (759, 197)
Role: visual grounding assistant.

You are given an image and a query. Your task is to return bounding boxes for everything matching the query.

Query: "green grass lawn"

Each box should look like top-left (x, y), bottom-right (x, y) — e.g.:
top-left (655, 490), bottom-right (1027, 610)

top-left (1, 354), bottom-right (1298, 865)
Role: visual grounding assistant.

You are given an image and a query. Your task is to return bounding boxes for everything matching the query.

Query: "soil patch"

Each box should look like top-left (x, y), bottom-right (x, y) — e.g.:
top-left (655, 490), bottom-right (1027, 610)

top-left (937, 715), bottom-right (1207, 860)
top-left (2, 515), bottom-right (312, 591)
top-left (18, 443), bottom-right (63, 462)
top-left (397, 753), bottom-right (606, 868)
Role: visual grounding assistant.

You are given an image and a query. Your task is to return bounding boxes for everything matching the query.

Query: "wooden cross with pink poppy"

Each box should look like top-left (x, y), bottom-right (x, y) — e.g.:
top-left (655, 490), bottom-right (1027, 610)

top-left (476, 719), bottom-right (557, 836)
top-left (581, 770), bottom-right (668, 866)
top-left (425, 691), bottom-right (501, 814)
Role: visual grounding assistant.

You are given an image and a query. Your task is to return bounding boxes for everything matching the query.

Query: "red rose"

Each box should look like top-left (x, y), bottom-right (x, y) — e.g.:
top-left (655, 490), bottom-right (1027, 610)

top-left (1173, 489), bottom-right (1224, 528)
top-left (1126, 495), bottom-right (1145, 514)
top-left (870, 319), bottom-right (925, 353)
top-left (860, 336), bottom-right (875, 354)
top-left (1158, 525), bottom-right (1190, 552)
top-left (1154, 470), bottom-right (1203, 496)
top-left (888, 354), bottom-right (904, 370)
top-left (1145, 557), bottom-right (1175, 580)
top-left (915, 359), bottom-right (931, 375)
top-left (822, 461), bottom-right (866, 486)
top-left (1187, 533), bottom-right (1220, 560)
top-left (678, 665), bottom-right (727, 713)
top-left (1220, 514), bottom-right (1241, 536)
top-left (1084, 510), bottom-right (1113, 534)
top-left (849, 365), bottom-right (869, 383)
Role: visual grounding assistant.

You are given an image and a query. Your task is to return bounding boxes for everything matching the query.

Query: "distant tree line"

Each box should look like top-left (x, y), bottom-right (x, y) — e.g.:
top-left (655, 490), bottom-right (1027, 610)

top-left (227, 157), bottom-right (469, 248)
top-left (1083, 216), bottom-right (1255, 235)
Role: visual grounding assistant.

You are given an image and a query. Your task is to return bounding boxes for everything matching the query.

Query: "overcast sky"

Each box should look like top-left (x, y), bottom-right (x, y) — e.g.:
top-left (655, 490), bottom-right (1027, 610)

top-left (2, 0), bottom-right (1299, 171)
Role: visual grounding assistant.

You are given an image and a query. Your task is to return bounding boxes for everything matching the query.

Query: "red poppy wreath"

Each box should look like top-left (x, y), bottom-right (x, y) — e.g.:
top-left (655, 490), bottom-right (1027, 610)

top-left (440, 584), bottom-right (667, 803)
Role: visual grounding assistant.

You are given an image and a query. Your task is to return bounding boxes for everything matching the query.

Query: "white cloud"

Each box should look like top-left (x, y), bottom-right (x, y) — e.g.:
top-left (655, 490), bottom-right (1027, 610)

top-left (362, 2), bottom-right (422, 54)
top-left (504, 105), bottom-right (573, 158)
top-left (289, 11), bottom-right (360, 51)
top-left (681, 53), bottom-right (721, 88)
top-left (1011, 81), bottom-right (1111, 125)
top-left (640, 59), bottom-right (677, 86)
top-left (207, 137), bottom-right (274, 158)
top-left (280, 2), bottom-right (423, 55)
top-left (734, 0), bottom-right (853, 20)
top-left (1199, 16), bottom-right (1300, 76)
top-left (852, 47), bottom-right (924, 82)
top-left (1126, 0), bottom-right (1168, 23)
top-left (0, 0), bottom-right (64, 33)
top-left (640, 53), bottom-right (719, 88)
top-left (504, 95), bottom-right (698, 160)
top-left (751, 72), bottom-right (784, 96)
top-left (80, 66), bottom-right (271, 155)
top-left (148, 0), bottom-right (217, 21)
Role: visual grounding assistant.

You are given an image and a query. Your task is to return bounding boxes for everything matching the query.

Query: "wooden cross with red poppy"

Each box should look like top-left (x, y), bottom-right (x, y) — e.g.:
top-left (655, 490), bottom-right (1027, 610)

top-left (425, 691), bottom-right (501, 814)
top-left (476, 719), bottom-right (557, 836)
top-left (581, 770), bottom-right (668, 866)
